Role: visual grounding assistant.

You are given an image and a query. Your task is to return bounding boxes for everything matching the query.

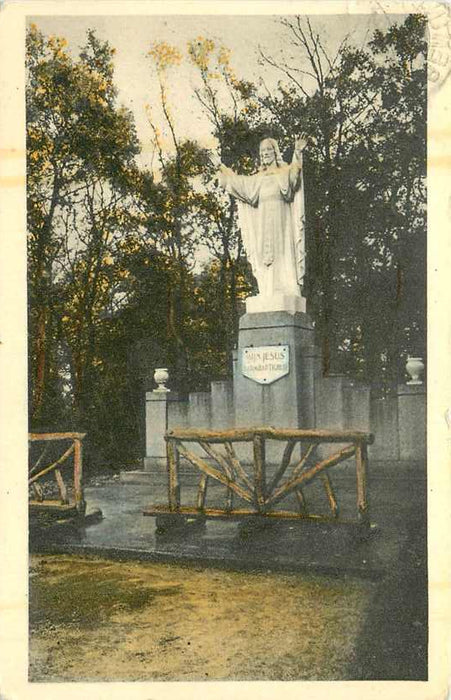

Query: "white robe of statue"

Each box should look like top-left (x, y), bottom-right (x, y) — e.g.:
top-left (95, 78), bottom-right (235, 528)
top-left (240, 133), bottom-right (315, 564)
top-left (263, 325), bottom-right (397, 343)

top-left (218, 139), bottom-right (306, 300)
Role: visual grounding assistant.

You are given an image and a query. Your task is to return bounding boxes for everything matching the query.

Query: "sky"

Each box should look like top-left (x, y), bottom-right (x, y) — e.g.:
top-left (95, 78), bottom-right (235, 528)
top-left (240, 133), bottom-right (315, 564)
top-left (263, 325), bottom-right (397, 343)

top-left (29, 13), bottom-right (406, 170)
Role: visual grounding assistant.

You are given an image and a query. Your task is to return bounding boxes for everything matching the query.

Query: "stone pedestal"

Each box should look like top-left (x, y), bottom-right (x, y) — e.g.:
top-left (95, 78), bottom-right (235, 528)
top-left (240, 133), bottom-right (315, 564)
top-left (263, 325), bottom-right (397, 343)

top-left (233, 311), bottom-right (321, 463)
top-left (234, 311), bottom-right (320, 427)
top-left (246, 293), bottom-right (306, 315)
top-left (144, 391), bottom-right (184, 471)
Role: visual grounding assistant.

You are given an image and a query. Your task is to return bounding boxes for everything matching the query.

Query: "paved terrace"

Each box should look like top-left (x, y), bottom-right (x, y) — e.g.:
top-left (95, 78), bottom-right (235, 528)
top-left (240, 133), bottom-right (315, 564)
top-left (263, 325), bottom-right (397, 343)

top-left (30, 459), bottom-right (427, 580)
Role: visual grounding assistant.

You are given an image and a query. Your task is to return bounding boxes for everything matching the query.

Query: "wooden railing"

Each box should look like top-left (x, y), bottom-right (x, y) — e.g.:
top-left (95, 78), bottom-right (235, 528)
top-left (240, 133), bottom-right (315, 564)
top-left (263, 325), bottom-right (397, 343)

top-left (29, 432), bottom-right (86, 515)
top-left (144, 427), bottom-right (375, 530)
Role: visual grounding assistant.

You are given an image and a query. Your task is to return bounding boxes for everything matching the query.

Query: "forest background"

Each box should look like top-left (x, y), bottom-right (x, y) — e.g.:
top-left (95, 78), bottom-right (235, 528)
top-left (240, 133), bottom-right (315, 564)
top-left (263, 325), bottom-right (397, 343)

top-left (26, 13), bottom-right (426, 469)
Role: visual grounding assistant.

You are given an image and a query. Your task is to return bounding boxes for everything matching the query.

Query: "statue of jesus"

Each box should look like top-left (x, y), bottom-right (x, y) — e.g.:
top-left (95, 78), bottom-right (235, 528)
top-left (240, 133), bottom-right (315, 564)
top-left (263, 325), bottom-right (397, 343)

top-left (218, 135), bottom-right (308, 313)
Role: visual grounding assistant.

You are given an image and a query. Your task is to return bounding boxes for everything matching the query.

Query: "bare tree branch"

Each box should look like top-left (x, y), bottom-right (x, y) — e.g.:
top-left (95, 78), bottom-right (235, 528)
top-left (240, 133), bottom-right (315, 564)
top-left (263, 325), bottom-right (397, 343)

top-left (259, 47), bottom-right (311, 98)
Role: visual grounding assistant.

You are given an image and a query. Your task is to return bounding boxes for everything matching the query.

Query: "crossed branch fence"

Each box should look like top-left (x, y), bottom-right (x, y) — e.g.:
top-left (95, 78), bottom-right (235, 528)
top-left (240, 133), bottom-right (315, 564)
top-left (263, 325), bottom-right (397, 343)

top-left (29, 432), bottom-right (86, 517)
top-left (144, 427), bottom-right (374, 530)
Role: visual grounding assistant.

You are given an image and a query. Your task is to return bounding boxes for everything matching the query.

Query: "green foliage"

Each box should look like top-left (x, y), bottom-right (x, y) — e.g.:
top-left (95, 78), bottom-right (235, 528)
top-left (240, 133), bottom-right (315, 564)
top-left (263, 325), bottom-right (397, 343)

top-left (187, 259), bottom-right (256, 386)
top-left (27, 23), bottom-right (141, 465)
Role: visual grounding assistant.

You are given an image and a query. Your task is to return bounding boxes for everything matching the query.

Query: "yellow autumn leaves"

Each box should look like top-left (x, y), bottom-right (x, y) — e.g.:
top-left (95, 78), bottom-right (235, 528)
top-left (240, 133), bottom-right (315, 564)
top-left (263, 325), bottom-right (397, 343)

top-left (148, 42), bottom-right (182, 71)
top-left (187, 37), bottom-right (236, 83)
top-left (148, 37), bottom-right (236, 83)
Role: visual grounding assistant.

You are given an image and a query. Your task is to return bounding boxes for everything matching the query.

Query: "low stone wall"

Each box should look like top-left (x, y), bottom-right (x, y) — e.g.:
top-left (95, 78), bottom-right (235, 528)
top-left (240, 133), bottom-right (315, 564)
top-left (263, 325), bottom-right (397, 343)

top-left (143, 376), bottom-right (426, 470)
top-left (316, 377), bottom-right (425, 463)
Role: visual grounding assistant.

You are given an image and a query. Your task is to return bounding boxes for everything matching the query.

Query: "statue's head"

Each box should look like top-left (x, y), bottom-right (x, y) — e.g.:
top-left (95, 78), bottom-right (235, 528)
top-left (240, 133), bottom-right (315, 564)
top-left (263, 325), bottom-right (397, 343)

top-left (259, 138), bottom-right (285, 170)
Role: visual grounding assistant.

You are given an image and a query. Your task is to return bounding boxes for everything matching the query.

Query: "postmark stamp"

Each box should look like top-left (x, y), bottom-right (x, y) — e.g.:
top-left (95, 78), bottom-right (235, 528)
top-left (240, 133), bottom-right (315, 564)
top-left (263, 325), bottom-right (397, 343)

top-left (372, 0), bottom-right (450, 91)
top-left (421, 1), bottom-right (451, 91)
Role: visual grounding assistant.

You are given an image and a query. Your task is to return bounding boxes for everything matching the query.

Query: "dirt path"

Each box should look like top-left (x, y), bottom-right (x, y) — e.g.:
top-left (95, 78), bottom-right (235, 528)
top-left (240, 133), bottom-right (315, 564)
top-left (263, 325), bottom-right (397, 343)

top-left (29, 554), bottom-right (376, 682)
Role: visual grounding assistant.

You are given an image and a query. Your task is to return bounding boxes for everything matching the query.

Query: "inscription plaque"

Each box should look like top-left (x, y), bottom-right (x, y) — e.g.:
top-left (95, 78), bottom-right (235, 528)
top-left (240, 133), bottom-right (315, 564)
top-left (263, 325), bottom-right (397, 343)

top-left (242, 345), bottom-right (289, 385)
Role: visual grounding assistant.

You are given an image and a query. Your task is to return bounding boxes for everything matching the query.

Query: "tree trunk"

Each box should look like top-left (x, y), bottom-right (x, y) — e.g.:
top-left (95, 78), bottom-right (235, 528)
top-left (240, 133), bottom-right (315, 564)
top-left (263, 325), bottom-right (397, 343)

top-left (32, 306), bottom-right (48, 423)
top-left (167, 262), bottom-right (189, 394)
top-left (228, 259), bottom-right (239, 377)
top-left (30, 170), bottom-right (60, 424)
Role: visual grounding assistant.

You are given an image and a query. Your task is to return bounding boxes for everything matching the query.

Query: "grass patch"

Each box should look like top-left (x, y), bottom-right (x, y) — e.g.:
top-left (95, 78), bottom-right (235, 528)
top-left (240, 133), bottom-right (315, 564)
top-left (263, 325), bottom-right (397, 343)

top-left (29, 554), bottom-right (375, 681)
top-left (30, 558), bottom-right (181, 628)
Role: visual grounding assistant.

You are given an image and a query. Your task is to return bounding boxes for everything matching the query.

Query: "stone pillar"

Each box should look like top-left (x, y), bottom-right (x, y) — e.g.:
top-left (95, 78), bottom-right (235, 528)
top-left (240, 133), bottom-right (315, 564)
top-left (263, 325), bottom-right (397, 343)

top-left (188, 392), bottom-right (211, 429)
top-left (397, 384), bottom-right (426, 461)
top-left (144, 391), bottom-right (185, 471)
top-left (169, 398), bottom-right (189, 430)
top-left (369, 396), bottom-right (400, 461)
top-left (316, 375), bottom-right (349, 430)
top-left (315, 375), bottom-right (354, 461)
top-left (343, 381), bottom-right (371, 432)
top-left (211, 380), bottom-right (234, 428)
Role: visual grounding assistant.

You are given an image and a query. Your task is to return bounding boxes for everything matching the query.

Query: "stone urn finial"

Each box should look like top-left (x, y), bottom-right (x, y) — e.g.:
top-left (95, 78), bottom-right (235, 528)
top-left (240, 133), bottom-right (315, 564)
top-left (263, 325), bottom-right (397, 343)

top-left (154, 367), bottom-right (170, 393)
top-left (406, 356), bottom-right (424, 385)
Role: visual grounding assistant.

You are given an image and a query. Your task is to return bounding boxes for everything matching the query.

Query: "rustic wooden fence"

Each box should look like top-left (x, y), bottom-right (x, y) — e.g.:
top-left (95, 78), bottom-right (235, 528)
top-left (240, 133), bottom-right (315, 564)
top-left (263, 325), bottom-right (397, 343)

top-left (29, 432), bottom-right (86, 518)
top-left (144, 427), bottom-right (374, 530)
